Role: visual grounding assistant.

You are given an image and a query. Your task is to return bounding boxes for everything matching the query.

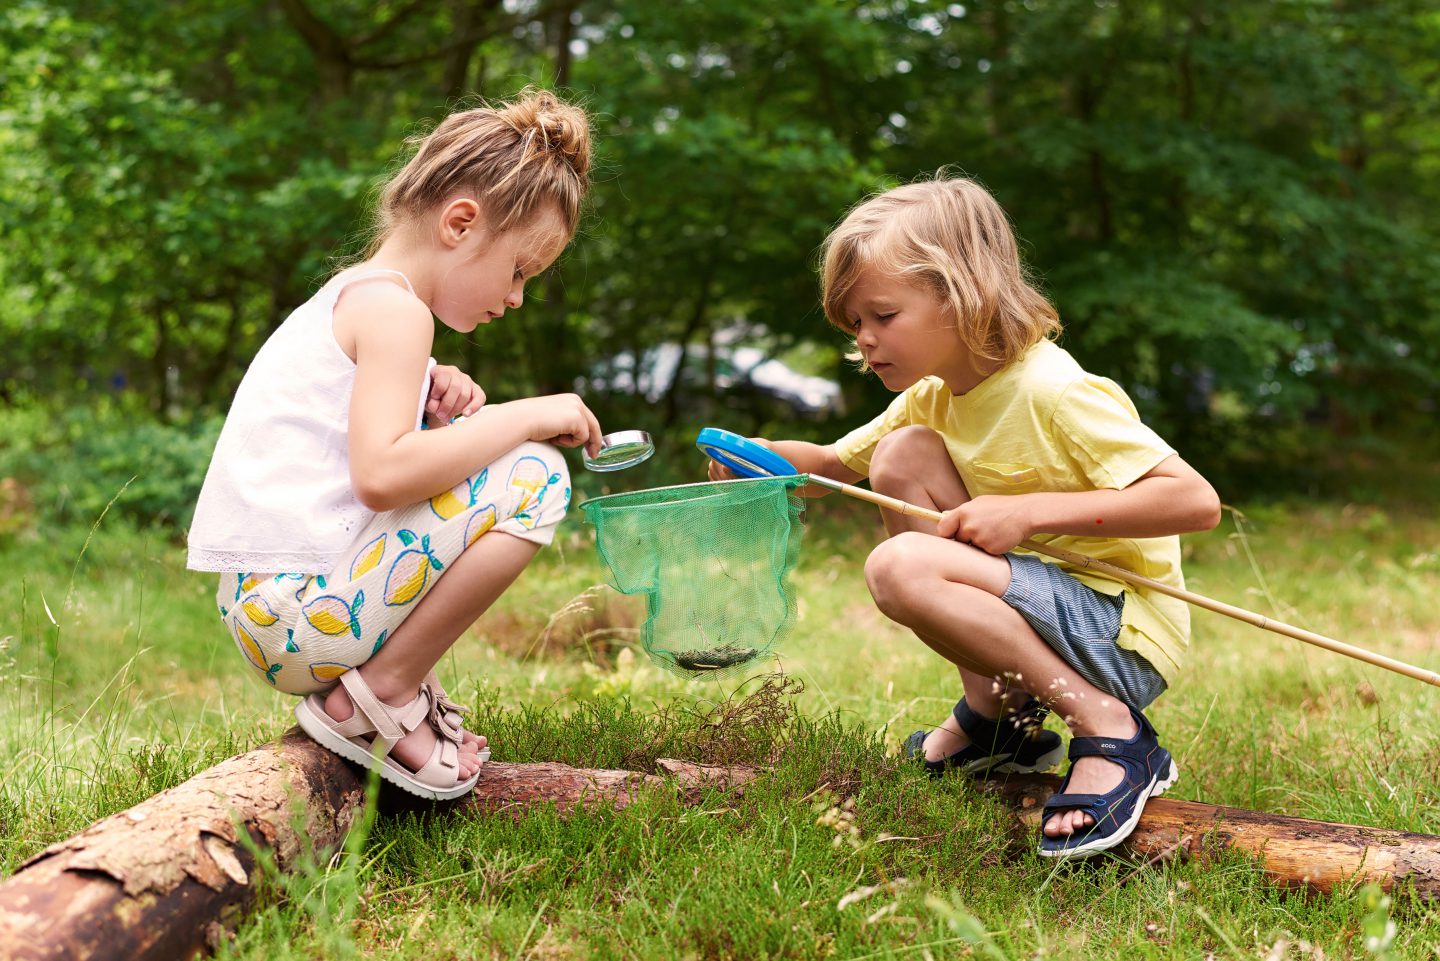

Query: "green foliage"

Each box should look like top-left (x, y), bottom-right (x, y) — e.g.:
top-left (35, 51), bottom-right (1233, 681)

top-left (2, 0), bottom-right (1438, 495)
top-left (0, 399), bottom-right (219, 530)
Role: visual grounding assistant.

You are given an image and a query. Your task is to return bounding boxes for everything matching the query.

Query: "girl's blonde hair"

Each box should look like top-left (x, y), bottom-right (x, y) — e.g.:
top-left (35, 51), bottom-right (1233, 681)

top-left (368, 87), bottom-right (591, 254)
top-left (821, 175), bottom-right (1060, 367)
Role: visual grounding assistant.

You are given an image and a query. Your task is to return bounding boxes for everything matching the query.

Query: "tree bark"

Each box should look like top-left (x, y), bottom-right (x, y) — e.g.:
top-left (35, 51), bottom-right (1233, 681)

top-left (982, 774), bottom-right (1440, 898)
top-left (0, 732), bottom-right (757, 961)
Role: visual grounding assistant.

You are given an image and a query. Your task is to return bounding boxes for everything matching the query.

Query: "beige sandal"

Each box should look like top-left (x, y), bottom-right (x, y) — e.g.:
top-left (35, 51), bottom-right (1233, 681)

top-left (295, 670), bottom-right (481, 800)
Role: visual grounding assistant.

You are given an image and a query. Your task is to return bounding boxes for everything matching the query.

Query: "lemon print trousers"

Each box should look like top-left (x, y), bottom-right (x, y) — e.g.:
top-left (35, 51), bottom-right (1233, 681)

top-left (216, 441), bottom-right (569, 695)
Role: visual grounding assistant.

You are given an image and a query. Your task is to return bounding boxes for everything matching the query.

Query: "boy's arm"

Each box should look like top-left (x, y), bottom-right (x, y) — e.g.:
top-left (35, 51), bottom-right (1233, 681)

top-left (938, 454), bottom-right (1221, 555)
top-left (706, 439), bottom-right (863, 496)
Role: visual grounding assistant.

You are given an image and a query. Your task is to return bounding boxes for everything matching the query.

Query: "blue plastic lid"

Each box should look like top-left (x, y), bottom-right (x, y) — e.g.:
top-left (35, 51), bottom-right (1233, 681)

top-left (695, 427), bottom-right (799, 479)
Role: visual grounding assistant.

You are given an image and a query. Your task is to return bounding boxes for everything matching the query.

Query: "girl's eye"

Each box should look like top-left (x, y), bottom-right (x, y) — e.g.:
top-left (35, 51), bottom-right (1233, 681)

top-left (876, 312), bottom-right (896, 321)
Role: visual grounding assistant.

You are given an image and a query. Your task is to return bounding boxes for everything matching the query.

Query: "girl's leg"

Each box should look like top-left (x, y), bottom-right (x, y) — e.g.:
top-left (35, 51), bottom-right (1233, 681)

top-left (322, 531), bottom-right (539, 779)
top-left (866, 428), bottom-right (1134, 837)
top-left (312, 440), bottom-right (570, 781)
top-left (868, 427), bottom-right (1033, 753)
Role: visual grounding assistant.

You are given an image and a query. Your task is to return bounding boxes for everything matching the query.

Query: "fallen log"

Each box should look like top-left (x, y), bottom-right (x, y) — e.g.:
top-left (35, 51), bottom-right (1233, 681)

top-left (983, 774), bottom-right (1440, 898)
top-left (0, 731), bottom-right (757, 961)
top-left (5, 736), bottom-right (1438, 961)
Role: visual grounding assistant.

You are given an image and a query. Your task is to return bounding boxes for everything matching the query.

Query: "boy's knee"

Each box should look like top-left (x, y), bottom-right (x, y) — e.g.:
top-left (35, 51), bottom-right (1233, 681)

top-left (864, 532), bottom-right (932, 615)
top-left (870, 426), bottom-right (947, 494)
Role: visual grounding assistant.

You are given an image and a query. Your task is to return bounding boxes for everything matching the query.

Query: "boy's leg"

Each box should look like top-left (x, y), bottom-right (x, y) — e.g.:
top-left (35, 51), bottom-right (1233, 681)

top-left (865, 534), bottom-right (1138, 836)
top-left (868, 427), bottom-right (1033, 756)
top-left (866, 427), bottom-right (1135, 837)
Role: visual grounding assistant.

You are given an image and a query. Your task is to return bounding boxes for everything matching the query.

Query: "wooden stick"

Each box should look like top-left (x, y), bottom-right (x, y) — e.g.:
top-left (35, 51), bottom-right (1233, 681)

top-left (801, 473), bottom-right (1440, 688)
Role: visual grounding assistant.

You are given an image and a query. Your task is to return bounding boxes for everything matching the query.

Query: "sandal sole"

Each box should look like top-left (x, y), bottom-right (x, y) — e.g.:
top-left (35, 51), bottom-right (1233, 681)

top-left (989, 743), bottom-right (1066, 775)
top-left (1037, 758), bottom-right (1179, 859)
top-left (295, 696), bottom-right (484, 801)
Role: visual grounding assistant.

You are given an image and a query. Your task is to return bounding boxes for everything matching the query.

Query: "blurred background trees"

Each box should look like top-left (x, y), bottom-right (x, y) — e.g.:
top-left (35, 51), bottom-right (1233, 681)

top-left (2, 0), bottom-right (1437, 527)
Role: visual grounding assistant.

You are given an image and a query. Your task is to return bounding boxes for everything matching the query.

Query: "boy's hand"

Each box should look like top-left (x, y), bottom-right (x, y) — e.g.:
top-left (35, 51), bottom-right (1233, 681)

top-left (705, 436), bottom-right (774, 482)
top-left (515, 393), bottom-right (604, 458)
top-left (427, 365), bottom-right (485, 425)
top-left (937, 495), bottom-right (1034, 555)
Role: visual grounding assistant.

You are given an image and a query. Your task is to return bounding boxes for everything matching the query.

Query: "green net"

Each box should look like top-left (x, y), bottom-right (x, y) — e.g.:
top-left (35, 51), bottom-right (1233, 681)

top-left (581, 476), bottom-right (807, 679)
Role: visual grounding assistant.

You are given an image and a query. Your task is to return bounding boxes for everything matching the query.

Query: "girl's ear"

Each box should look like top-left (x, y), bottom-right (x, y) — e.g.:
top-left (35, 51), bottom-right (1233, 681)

top-left (437, 197), bottom-right (482, 249)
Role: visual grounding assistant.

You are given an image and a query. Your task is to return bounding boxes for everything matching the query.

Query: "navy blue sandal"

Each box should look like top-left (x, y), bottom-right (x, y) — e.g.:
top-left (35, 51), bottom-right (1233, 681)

top-left (1038, 705), bottom-right (1178, 858)
top-left (904, 697), bottom-right (1064, 778)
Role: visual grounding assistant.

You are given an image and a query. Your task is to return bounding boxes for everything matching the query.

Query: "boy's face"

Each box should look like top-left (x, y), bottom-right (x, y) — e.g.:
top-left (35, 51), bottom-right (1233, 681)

top-left (842, 266), bottom-right (968, 392)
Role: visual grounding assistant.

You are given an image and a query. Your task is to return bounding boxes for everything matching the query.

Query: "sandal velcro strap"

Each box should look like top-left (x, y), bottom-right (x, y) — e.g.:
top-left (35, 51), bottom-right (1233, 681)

top-left (951, 698), bottom-right (1003, 751)
top-left (1041, 793), bottom-right (1107, 816)
top-left (339, 670), bottom-right (408, 744)
top-left (907, 696), bottom-right (1063, 779)
top-left (953, 697), bottom-right (1049, 751)
top-left (421, 671), bottom-right (471, 746)
top-left (1064, 735), bottom-right (1143, 761)
top-left (423, 687), bottom-right (466, 747)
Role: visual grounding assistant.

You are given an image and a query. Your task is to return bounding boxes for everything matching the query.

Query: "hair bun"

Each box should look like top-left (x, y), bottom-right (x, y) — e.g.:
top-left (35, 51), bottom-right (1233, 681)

top-left (500, 87), bottom-right (591, 179)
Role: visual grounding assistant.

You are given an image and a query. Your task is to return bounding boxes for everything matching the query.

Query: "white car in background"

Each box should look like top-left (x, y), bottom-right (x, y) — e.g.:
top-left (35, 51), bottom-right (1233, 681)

top-left (583, 342), bottom-right (844, 419)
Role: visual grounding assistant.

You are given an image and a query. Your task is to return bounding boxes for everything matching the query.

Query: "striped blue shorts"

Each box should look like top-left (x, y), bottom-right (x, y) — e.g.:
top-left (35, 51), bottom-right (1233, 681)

top-left (1001, 553), bottom-right (1167, 710)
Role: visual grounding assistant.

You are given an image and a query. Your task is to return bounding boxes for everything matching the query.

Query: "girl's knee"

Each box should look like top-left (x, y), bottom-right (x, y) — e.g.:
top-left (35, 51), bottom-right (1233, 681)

top-left (513, 441), bottom-right (571, 493)
top-left (870, 426), bottom-right (951, 494)
top-left (496, 441), bottom-right (571, 539)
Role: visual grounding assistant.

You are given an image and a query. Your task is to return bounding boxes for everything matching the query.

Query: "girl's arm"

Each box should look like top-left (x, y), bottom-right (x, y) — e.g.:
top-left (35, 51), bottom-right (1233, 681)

top-left (706, 439), bottom-right (862, 495)
top-left (937, 454), bottom-right (1222, 555)
top-left (344, 285), bottom-right (602, 512)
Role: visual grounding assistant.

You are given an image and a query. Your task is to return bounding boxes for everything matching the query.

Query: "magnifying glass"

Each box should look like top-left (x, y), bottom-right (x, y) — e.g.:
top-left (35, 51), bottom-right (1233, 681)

top-left (583, 430), bottom-right (655, 472)
top-left (694, 427), bottom-right (799, 478)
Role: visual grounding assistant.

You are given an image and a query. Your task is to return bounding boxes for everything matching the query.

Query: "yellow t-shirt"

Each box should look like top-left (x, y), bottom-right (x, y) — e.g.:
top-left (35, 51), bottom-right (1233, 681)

top-left (834, 339), bottom-right (1189, 682)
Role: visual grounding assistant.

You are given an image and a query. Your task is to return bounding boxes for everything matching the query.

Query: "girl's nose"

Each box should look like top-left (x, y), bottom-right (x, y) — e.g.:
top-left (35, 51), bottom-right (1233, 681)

top-left (855, 325), bottom-right (877, 349)
top-left (505, 285), bottom-right (524, 309)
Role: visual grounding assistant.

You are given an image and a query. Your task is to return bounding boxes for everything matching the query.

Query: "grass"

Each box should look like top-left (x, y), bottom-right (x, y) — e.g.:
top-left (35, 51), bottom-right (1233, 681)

top-left (2, 485), bottom-right (1439, 959)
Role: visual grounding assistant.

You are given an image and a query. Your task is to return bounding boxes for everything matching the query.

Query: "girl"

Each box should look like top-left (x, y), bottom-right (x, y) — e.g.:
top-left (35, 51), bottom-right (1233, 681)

top-left (710, 176), bottom-right (1221, 857)
top-left (188, 89), bottom-right (604, 800)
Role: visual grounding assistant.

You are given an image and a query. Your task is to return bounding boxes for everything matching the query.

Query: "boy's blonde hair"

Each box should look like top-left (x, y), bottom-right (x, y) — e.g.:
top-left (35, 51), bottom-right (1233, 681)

top-left (821, 175), bottom-right (1060, 367)
top-left (369, 87), bottom-right (591, 253)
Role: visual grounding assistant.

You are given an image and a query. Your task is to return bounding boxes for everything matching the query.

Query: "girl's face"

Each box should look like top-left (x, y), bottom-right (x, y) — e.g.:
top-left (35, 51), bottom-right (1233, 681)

top-left (842, 266), bottom-right (972, 393)
top-left (430, 205), bottom-right (570, 333)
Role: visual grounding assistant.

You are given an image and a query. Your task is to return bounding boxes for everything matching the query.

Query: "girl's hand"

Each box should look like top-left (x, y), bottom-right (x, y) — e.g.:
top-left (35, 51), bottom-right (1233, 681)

top-left (427, 365), bottom-right (485, 425)
top-left (514, 393), bottom-right (604, 457)
top-left (937, 495), bottom-right (1034, 555)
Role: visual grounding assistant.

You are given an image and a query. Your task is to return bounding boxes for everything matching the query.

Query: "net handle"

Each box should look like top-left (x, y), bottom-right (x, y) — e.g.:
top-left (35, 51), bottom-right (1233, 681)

top-left (800, 473), bottom-right (1440, 688)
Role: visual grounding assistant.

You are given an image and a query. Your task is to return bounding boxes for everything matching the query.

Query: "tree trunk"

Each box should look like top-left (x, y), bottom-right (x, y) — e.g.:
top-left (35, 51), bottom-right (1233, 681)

top-left (0, 732), bottom-right (757, 961)
top-left (983, 774), bottom-right (1440, 898)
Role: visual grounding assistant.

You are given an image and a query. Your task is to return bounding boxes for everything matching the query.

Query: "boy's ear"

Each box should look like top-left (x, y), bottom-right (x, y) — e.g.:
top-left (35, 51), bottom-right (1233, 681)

top-left (437, 197), bottom-right (482, 249)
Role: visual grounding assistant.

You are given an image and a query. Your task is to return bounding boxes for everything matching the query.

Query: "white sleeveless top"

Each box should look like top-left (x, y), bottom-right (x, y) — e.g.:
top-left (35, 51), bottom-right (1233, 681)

top-left (187, 269), bottom-right (433, 574)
